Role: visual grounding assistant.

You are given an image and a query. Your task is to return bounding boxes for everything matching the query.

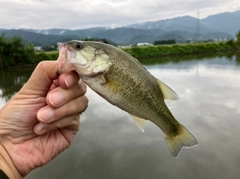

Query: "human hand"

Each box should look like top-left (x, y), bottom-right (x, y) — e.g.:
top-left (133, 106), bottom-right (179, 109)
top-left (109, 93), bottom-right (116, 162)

top-left (0, 61), bottom-right (88, 178)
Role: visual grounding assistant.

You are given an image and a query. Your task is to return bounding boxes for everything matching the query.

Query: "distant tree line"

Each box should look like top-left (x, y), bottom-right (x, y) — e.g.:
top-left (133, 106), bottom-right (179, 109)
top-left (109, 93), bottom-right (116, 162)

top-left (236, 30), bottom-right (240, 42)
top-left (153, 39), bottom-right (176, 45)
top-left (42, 45), bottom-right (57, 51)
top-left (0, 34), bottom-right (37, 69)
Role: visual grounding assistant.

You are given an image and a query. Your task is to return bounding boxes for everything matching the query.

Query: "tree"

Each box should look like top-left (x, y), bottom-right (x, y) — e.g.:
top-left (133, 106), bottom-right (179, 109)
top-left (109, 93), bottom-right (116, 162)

top-left (236, 30), bottom-right (240, 42)
top-left (154, 39), bottom-right (176, 45)
top-left (42, 45), bottom-right (57, 51)
top-left (0, 34), bottom-right (35, 69)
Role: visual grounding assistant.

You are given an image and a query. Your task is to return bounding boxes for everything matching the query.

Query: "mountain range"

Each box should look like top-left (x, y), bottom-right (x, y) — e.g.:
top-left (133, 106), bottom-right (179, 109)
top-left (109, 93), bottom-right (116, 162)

top-left (1, 10), bottom-right (240, 46)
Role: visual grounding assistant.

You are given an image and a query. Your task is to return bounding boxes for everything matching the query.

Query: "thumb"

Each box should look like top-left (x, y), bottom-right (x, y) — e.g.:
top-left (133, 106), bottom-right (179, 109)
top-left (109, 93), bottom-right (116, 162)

top-left (19, 61), bottom-right (59, 95)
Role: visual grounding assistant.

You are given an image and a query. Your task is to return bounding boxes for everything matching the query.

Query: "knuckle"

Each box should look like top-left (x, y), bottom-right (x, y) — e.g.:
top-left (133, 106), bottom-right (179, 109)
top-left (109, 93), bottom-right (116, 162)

top-left (37, 61), bottom-right (46, 68)
top-left (56, 95), bottom-right (88, 119)
top-left (69, 96), bottom-right (88, 113)
top-left (72, 115), bottom-right (80, 121)
top-left (72, 116), bottom-right (80, 126)
top-left (71, 82), bottom-right (87, 97)
top-left (71, 115), bottom-right (80, 131)
top-left (37, 61), bottom-right (51, 70)
top-left (80, 96), bottom-right (89, 112)
top-left (82, 96), bottom-right (89, 105)
top-left (79, 80), bottom-right (87, 93)
top-left (65, 101), bottom-right (79, 114)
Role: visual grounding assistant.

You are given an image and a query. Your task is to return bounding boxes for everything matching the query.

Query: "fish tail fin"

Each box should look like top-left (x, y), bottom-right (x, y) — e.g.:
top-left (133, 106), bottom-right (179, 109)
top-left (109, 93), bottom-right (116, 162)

top-left (165, 125), bottom-right (198, 157)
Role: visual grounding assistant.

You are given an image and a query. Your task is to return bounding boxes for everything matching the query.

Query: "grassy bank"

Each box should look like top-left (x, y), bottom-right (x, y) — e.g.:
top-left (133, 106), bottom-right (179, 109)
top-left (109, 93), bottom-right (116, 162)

top-left (36, 41), bottom-right (240, 61)
top-left (122, 41), bottom-right (240, 59)
top-left (35, 51), bottom-right (59, 61)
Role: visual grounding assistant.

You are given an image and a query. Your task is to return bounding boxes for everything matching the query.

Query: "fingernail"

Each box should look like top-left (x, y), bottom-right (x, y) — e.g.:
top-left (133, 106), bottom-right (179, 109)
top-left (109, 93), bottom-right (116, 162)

top-left (38, 107), bottom-right (54, 122)
top-left (49, 91), bottom-right (64, 107)
top-left (65, 75), bottom-right (75, 87)
top-left (34, 123), bottom-right (45, 134)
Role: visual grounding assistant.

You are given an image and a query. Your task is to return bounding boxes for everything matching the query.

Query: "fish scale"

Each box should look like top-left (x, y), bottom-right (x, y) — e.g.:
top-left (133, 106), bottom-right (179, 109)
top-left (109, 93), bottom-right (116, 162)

top-left (105, 57), bottom-right (173, 130)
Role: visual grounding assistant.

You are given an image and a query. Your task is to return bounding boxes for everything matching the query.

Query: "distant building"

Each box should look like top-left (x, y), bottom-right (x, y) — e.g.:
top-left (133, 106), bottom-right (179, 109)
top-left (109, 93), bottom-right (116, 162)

top-left (186, 38), bottom-right (193, 43)
top-left (118, 45), bottom-right (132, 48)
top-left (34, 46), bottom-right (43, 51)
top-left (136, 42), bottom-right (153, 46)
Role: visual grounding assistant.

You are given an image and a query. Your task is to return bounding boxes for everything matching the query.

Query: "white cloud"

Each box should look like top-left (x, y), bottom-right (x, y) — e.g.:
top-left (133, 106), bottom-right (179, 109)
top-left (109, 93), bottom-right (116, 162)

top-left (0, 0), bottom-right (240, 29)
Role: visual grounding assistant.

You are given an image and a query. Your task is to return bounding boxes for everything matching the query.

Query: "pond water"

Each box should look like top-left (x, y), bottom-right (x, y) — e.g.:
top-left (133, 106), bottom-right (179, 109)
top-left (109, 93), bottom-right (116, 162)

top-left (1, 53), bottom-right (240, 179)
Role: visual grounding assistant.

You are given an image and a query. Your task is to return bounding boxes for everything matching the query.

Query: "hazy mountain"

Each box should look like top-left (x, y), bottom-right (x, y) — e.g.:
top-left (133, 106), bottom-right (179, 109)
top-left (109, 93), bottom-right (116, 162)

top-left (1, 29), bottom-right (79, 46)
top-left (91, 28), bottom-right (162, 44)
top-left (128, 10), bottom-right (240, 37)
top-left (19, 28), bottom-right (71, 35)
top-left (21, 27), bottom-right (107, 36)
top-left (1, 10), bottom-right (240, 45)
top-left (128, 16), bottom-right (210, 34)
top-left (201, 10), bottom-right (240, 36)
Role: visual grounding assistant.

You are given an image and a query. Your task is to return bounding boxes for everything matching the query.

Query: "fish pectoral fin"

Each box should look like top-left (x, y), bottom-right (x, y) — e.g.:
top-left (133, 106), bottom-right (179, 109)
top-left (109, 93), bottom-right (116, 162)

top-left (155, 78), bottom-right (179, 100)
top-left (98, 73), bottom-right (108, 84)
top-left (130, 115), bottom-right (146, 132)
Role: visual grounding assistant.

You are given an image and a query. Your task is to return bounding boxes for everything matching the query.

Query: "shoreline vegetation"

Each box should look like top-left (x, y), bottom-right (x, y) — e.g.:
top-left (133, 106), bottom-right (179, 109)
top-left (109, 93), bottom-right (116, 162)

top-left (122, 41), bottom-right (240, 60)
top-left (1, 33), bottom-right (240, 69)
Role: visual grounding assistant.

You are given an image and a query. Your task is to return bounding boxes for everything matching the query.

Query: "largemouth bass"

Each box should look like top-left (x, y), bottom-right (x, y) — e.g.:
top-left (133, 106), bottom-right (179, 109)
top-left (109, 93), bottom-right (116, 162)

top-left (57, 40), bottom-right (198, 157)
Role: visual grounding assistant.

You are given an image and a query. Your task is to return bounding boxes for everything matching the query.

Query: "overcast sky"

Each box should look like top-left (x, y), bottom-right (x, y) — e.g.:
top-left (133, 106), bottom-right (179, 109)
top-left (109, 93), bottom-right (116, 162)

top-left (1, 0), bottom-right (240, 30)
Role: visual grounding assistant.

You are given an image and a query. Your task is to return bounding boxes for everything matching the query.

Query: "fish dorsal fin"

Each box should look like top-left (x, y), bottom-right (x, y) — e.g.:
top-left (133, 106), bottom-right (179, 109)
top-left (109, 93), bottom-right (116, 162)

top-left (131, 115), bottom-right (146, 132)
top-left (156, 78), bottom-right (179, 100)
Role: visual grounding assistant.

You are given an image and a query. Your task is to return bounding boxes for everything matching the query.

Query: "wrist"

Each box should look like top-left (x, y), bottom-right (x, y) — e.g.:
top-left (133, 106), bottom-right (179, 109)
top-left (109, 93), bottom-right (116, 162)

top-left (0, 145), bottom-right (23, 179)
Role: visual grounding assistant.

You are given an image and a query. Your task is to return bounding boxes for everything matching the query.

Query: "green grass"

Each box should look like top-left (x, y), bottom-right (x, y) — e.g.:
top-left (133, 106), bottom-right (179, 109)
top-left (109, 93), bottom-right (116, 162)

top-left (36, 51), bottom-right (59, 60)
top-left (122, 41), bottom-right (239, 59)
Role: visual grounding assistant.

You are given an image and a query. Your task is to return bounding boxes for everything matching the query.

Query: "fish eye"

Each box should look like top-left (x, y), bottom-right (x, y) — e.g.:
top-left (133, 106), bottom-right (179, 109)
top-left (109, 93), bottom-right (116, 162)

top-left (74, 42), bottom-right (83, 50)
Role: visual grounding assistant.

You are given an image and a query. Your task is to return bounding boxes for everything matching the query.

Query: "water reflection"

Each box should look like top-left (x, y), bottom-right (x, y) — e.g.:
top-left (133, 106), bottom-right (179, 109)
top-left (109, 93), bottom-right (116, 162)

top-left (0, 53), bottom-right (240, 179)
top-left (0, 67), bottom-right (33, 102)
top-left (140, 51), bottom-right (240, 66)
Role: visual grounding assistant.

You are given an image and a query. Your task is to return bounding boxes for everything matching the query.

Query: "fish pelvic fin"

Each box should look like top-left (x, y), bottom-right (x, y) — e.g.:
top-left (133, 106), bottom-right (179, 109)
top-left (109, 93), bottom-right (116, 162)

top-left (165, 125), bottom-right (198, 157)
top-left (131, 115), bottom-right (146, 132)
top-left (155, 78), bottom-right (179, 100)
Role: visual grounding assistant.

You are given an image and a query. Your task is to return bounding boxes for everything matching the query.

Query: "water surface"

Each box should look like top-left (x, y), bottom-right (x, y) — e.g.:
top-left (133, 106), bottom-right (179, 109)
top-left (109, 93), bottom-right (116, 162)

top-left (1, 53), bottom-right (240, 179)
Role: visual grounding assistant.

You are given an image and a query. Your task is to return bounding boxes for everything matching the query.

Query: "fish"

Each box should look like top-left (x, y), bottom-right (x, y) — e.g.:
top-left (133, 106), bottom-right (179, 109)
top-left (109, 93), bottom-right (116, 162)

top-left (57, 40), bottom-right (198, 157)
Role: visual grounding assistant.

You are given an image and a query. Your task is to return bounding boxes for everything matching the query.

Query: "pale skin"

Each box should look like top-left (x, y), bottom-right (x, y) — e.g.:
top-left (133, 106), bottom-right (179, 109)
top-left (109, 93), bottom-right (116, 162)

top-left (0, 61), bottom-right (88, 178)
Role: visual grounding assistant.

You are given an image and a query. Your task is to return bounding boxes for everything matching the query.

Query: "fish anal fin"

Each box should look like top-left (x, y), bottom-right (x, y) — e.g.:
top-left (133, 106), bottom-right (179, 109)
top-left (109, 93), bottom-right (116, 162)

top-left (165, 125), bottom-right (198, 157)
top-left (155, 78), bottom-right (179, 100)
top-left (131, 115), bottom-right (147, 132)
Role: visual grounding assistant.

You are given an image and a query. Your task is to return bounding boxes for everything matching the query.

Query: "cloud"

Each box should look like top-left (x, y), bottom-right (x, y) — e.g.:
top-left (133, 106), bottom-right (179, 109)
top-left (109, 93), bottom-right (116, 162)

top-left (0, 0), bottom-right (240, 29)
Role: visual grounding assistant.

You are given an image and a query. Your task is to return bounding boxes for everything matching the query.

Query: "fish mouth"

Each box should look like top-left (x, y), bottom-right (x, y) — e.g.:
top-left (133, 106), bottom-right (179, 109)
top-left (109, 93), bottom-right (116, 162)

top-left (57, 42), bottom-right (72, 74)
top-left (57, 42), bottom-right (88, 74)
